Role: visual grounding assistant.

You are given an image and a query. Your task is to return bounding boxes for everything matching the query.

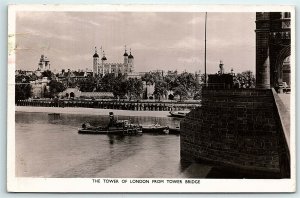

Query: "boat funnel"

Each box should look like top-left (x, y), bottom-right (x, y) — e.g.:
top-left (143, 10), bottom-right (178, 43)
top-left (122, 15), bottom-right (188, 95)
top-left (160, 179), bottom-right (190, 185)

top-left (109, 112), bottom-right (115, 126)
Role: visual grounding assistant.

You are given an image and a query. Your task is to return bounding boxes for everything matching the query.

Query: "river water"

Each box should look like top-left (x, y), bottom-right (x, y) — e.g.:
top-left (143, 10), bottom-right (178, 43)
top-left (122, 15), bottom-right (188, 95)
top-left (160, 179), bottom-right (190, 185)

top-left (16, 111), bottom-right (213, 178)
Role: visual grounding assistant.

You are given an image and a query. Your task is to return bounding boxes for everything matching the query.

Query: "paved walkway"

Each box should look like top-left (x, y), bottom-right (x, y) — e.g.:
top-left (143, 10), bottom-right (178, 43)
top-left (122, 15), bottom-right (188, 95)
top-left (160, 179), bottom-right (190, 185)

top-left (276, 92), bottom-right (291, 151)
top-left (278, 93), bottom-right (290, 113)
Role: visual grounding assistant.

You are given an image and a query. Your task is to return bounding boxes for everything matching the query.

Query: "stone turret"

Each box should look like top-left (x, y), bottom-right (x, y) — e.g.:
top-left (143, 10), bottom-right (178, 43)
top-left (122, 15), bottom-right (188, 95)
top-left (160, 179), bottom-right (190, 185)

top-left (38, 54), bottom-right (50, 71)
top-left (123, 45), bottom-right (128, 65)
top-left (128, 48), bottom-right (134, 73)
top-left (93, 47), bottom-right (99, 76)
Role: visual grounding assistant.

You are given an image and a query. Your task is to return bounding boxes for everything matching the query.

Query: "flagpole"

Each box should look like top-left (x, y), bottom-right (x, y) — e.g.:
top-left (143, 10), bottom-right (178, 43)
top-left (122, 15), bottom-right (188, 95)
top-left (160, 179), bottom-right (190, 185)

top-left (204, 12), bottom-right (207, 85)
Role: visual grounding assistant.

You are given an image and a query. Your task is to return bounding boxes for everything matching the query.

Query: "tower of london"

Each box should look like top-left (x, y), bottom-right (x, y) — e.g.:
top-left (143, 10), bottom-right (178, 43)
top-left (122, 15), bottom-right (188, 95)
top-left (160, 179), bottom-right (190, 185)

top-left (92, 46), bottom-right (134, 77)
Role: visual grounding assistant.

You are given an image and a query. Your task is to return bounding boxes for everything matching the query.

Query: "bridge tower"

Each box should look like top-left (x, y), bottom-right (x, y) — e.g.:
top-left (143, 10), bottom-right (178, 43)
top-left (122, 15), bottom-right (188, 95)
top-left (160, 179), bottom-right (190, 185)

top-left (255, 12), bottom-right (291, 89)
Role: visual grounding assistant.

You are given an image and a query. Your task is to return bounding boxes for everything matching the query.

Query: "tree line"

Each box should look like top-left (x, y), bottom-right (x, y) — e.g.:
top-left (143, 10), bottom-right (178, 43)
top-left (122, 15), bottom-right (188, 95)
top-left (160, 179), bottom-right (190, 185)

top-left (77, 72), bottom-right (201, 100)
top-left (15, 70), bottom-right (255, 101)
top-left (78, 73), bottom-right (143, 100)
top-left (142, 71), bottom-right (201, 100)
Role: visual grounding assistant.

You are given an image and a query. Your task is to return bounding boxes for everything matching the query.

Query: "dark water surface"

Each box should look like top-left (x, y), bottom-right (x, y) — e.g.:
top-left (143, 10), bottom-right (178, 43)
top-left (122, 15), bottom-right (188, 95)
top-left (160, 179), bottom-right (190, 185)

top-left (16, 112), bottom-right (211, 178)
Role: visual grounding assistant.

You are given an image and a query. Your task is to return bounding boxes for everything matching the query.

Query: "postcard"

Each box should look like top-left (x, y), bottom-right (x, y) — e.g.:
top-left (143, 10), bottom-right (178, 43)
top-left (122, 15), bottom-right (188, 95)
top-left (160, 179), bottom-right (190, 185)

top-left (7, 4), bottom-right (295, 192)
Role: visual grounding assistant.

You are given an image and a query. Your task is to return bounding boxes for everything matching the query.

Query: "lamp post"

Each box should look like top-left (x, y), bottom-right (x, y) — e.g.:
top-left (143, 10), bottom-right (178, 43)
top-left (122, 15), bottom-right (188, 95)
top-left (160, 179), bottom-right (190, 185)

top-left (204, 12), bottom-right (207, 85)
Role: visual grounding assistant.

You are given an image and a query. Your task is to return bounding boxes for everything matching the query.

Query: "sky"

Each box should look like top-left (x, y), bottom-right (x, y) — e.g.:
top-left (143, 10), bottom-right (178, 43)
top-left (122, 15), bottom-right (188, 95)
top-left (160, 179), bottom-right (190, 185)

top-left (15, 12), bottom-right (256, 74)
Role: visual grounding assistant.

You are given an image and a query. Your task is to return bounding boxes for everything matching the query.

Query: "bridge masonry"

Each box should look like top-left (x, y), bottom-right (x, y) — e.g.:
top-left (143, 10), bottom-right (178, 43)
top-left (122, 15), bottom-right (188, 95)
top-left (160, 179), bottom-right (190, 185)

top-left (180, 12), bottom-right (291, 178)
top-left (180, 88), bottom-right (290, 178)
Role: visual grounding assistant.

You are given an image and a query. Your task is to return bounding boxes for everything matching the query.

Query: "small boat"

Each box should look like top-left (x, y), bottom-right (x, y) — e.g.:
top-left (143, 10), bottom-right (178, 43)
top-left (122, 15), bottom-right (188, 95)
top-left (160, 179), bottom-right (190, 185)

top-left (168, 126), bottom-right (180, 135)
top-left (78, 112), bottom-right (142, 135)
top-left (169, 111), bottom-right (188, 118)
top-left (141, 123), bottom-right (169, 134)
top-left (48, 113), bottom-right (60, 116)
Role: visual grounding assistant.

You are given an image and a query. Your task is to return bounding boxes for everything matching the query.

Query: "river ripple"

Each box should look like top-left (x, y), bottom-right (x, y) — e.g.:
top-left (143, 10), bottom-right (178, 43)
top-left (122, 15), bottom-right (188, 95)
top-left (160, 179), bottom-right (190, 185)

top-left (15, 111), bottom-right (199, 178)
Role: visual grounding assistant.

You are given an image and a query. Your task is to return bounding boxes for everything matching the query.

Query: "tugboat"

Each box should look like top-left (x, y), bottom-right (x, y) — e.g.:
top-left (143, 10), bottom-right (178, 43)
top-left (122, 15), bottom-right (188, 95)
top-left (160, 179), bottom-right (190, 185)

top-left (78, 112), bottom-right (142, 135)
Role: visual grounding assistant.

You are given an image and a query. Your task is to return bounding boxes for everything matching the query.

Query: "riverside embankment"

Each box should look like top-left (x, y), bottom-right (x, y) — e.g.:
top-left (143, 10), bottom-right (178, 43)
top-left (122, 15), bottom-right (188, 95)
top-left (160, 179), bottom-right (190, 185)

top-left (15, 106), bottom-right (176, 117)
top-left (16, 99), bottom-right (200, 112)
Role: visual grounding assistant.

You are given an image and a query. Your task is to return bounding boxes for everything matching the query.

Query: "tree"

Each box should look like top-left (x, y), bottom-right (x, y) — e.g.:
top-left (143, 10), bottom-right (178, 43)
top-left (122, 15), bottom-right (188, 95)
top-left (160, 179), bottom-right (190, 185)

top-left (142, 72), bottom-right (155, 85)
top-left (15, 75), bottom-right (32, 101)
top-left (112, 75), bottom-right (127, 99)
top-left (235, 70), bottom-right (255, 88)
top-left (29, 73), bottom-right (39, 81)
top-left (164, 73), bottom-right (177, 91)
top-left (41, 70), bottom-right (54, 80)
top-left (164, 72), bottom-right (198, 99)
top-left (79, 76), bottom-right (96, 92)
top-left (173, 84), bottom-right (188, 101)
top-left (126, 78), bottom-right (136, 100)
top-left (133, 79), bottom-right (143, 99)
top-left (47, 80), bottom-right (66, 98)
top-left (154, 80), bottom-right (167, 101)
top-left (142, 72), bottom-right (162, 85)
top-left (100, 73), bottom-right (115, 92)
top-left (177, 72), bottom-right (197, 93)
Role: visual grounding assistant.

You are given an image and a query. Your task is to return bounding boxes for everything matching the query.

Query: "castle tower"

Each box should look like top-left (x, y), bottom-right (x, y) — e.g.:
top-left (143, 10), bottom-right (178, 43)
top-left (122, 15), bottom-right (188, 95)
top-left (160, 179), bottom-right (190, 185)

top-left (101, 51), bottom-right (107, 63)
top-left (101, 50), bottom-right (107, 75)
top-left (123, 45), bottom-right (128, 65)
top-left (128, 48), bottom-right (134, 73)
top-left (93, 47), bottom-right (99, 77)
top-left (38, 55), bottom-right (45, 71)
top-left (38, 54), bottom-right (50, 71)
top-left (101, 51), bottom-right (111, 75)
top-left (44, 56), bottom-right (50, 70)
top-left (123, 45), bottom-right (129, 74)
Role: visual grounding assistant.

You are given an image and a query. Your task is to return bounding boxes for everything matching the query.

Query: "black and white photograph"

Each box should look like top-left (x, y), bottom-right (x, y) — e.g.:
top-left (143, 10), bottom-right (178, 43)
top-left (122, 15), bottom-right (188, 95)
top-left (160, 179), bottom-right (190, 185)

top-left (7, 4), bottom-right (295, 192)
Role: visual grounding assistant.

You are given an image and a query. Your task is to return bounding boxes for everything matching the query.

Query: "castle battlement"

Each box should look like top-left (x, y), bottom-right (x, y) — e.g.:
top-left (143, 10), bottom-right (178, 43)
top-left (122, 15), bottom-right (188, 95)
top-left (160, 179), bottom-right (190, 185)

top-left (92, 46), bottom-right (134, 77)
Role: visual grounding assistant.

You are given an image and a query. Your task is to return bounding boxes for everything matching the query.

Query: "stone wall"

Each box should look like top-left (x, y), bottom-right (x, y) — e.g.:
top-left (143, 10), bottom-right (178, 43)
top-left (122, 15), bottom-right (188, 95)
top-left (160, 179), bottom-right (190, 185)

top-left (180, 88), bottom-right (290, 178)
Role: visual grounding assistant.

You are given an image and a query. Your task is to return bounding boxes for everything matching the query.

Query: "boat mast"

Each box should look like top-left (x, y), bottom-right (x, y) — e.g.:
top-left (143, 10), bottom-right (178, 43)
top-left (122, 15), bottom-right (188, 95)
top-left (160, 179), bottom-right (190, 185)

top-left (204, 12), bottom-right (207, 85)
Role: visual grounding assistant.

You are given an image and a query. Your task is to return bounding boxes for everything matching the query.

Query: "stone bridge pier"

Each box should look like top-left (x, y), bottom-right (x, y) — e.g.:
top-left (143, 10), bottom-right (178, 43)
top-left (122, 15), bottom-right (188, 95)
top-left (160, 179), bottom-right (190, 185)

top-left (180, 12), bottom-right (291, 178)
top-left (180, 88), bottom-right (290, 178)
